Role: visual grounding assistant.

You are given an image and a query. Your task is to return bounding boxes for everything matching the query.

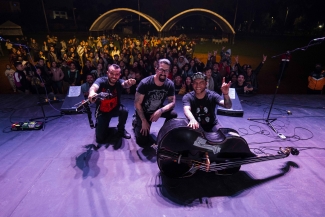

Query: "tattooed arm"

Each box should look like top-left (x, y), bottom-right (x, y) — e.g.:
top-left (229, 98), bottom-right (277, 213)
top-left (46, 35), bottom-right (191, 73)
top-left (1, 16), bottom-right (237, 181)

top-left (219, 94), bottom-right (232, 109)
top-left (160, 95), bottom-right (176, 113)
top-left (219, 77), bottom-right (232, 109)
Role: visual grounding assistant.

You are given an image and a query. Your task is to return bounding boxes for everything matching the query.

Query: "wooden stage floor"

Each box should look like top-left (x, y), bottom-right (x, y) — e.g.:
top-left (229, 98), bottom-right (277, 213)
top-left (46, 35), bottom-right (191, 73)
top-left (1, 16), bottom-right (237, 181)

top-left (0, 93), bottom-right (325, 217)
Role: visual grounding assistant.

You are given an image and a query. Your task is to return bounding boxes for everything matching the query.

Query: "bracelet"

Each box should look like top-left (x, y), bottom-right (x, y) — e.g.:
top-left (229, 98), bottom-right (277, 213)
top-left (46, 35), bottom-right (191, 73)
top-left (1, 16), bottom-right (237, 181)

top-left (160, 108), bottom-right (163, 113)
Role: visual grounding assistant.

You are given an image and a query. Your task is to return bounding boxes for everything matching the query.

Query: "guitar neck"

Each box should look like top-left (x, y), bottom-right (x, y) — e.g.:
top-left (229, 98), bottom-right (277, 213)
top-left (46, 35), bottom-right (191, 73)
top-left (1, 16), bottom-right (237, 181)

top-left (201, 152), bottom-right (290, 172)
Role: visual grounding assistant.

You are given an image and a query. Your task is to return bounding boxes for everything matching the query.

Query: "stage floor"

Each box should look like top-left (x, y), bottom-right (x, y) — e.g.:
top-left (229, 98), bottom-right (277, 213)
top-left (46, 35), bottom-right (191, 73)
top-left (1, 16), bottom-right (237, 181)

top-left (0, 93), bottom-right (325, 217)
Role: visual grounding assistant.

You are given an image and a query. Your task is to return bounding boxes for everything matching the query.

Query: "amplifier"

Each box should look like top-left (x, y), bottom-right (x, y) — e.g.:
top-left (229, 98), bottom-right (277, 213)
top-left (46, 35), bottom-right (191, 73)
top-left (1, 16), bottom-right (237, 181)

top-left (60, 92), bottom-right (85, 114)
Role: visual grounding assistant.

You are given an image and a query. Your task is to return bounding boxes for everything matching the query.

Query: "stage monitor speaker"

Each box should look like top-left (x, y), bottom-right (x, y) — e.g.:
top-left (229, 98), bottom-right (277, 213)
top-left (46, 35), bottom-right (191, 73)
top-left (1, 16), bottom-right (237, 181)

top-left (60, 86), bottom-right (85, 114)
top-left (217, 88), bottom-right (244, 117)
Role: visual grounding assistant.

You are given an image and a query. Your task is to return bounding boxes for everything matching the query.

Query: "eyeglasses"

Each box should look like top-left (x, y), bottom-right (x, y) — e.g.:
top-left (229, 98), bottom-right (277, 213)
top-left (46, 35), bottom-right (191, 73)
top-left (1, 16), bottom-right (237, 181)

top-left (157, 68), bottom-right (170, 74)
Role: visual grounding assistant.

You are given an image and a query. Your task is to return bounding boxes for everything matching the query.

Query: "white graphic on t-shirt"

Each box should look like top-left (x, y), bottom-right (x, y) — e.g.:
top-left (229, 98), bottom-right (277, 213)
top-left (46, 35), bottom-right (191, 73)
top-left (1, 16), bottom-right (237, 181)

top-left (144, 89), bottom-right (168, 113)
top-left (195, 106), bottom-right (210, 124)
top-left (204, 107), bottom-right (208, 113)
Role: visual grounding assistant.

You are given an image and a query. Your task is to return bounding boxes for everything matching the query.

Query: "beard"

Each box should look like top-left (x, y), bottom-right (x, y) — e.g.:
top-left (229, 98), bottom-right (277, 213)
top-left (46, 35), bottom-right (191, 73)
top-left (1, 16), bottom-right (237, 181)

top-left (109, 78), bottom-right (117, 85)
top-left (159, 74), bottom-right (166, 82)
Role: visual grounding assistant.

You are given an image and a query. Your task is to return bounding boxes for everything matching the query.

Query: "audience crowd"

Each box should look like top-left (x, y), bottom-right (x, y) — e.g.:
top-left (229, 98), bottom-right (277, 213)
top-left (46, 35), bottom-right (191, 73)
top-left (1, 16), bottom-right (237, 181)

top-left (4, 33), bottom-right (270, 96)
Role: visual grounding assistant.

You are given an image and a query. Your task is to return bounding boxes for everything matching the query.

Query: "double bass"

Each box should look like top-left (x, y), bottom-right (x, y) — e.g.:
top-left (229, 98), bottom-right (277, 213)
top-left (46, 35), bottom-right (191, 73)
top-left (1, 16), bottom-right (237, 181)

top-left (156, 119), bottom-right (298, 178)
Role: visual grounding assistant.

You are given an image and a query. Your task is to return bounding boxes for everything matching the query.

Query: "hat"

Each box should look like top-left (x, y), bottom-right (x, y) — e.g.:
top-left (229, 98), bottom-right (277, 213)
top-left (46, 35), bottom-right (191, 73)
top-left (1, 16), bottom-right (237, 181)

top-left (246, 65), bottom-right (252, 69)
top-left (22, 60), bottom-right (28, 66)
top-left (226, 49), bottom-right (231, 55)
top-left (192, 72), bottom-right (206, 81)
top-left (14, 61), bottom-right (22, 68)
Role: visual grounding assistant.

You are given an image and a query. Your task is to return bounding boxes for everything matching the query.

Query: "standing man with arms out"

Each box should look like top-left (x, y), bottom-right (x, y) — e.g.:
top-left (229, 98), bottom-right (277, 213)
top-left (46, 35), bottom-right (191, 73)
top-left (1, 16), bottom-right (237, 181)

top-left (134, 59), bottom-right (177, 159)
top-left (183, 72), bottom-right (232, 132)
top-left (88, 64), bottom-right (136, 147)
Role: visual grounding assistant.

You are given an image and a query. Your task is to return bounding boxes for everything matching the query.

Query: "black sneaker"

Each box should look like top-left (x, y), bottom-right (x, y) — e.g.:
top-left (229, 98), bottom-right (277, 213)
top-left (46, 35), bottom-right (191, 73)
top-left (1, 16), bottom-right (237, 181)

top-left (116, 129), bottom-right (131, 139)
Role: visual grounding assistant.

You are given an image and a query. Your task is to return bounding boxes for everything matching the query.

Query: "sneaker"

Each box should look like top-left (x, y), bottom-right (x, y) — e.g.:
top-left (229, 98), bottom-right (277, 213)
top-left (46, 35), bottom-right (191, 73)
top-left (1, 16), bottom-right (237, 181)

top-left (136, 147), bottom-right (156, 161)
top-left (136, 148), bottom-right (147, 161)
top-left (116, 129), bottom-right (131, 139)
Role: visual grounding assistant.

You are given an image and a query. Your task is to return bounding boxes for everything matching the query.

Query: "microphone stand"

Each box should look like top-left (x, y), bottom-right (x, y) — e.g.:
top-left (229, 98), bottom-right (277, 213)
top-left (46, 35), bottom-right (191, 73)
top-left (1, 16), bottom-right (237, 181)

top-left (0, 36), bottom-right (63, 130)
top-left (248, 37), bottom-right (325, 139)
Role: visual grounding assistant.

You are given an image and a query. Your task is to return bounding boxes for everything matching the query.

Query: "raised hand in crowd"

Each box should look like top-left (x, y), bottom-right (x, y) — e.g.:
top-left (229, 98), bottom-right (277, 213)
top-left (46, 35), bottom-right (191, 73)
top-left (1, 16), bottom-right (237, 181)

top-left (262, 54), bottom-right (267, 63)
top-left (234, 55), bottom-right (239, 64)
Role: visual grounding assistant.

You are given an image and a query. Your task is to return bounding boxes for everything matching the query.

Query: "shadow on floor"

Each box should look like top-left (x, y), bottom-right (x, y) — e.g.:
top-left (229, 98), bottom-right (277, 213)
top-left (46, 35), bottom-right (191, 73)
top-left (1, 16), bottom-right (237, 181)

top-left (154, 161), bottom-right (299, 206)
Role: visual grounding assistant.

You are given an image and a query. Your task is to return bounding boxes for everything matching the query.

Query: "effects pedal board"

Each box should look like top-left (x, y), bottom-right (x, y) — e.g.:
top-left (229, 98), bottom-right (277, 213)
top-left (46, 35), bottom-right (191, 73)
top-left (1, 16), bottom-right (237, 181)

top-left (11, 121), bottom-right (44, 131)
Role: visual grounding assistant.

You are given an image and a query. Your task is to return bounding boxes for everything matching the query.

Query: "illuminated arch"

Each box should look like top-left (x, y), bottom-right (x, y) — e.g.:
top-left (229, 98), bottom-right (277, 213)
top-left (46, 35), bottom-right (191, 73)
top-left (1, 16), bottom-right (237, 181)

top-left (89, 8), bottom-right (162, 32)
top-left (161, 8), bottom-right (235, 35)
top-left (89, 8), bottom-right (235, 42)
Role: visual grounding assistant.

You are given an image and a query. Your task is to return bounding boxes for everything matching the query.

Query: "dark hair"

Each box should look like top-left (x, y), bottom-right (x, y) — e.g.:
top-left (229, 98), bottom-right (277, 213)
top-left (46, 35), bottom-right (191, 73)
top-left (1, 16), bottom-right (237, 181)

top-left (184, 76), bottom-right (194, 92)
top-left (108, 64), bottom-right (121, 72)
top-left (86, 73), bottom-right (94, 79)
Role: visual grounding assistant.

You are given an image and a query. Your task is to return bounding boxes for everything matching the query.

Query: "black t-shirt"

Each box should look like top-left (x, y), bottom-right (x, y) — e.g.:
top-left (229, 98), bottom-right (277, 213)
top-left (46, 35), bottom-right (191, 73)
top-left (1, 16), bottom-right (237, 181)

top-left (182, 90), bottom-right (223, 132)
top-left (136, 75), bottom-right (175, 114)
top-left (94, 77), bottom-right (124, 114)
top-left (231, 81), bottom-right (246, 94)
top-left (174, 83), bottom-right (182, 94)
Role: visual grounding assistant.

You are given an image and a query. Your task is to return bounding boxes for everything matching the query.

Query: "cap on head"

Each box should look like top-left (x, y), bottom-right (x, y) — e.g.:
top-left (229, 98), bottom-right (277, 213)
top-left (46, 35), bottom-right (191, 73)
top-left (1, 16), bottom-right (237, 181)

top-left (192, 72), bottom-right (207, 81)
top-left (246, 65), bottom-right (252, 69)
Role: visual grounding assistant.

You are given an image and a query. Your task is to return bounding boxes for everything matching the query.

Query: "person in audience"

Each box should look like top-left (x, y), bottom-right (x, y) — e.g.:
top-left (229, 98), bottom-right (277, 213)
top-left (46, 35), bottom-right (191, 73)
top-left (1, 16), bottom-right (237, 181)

top-left (5, 64), bottom-right (16, 92)
top-left (90, 63), bottom-right (105, 79)
top-left (31, 67), bottom-right (52, 94)
top-left (178, 75), bottom-right (193, 95)
top-left (177, 56), bottom-right (188, 69)
top-left (66, 62), bottom-right (81, 86)
top-left (174, 74), bottom-right (183, 95)
top-left (82, 60), bottom-right (96, 83)
top-left (231, 74), bottom-right (253, 94)
top-left (49, 61), bottom-right (64, 94)
top-left (14, 61), bottom-right (29, 94)
top-left (307, 64), bottom-right (325, 94)
top-left (204, 67), bottom-right (221, 94)
top-left (237, 55), bottom-right (267, 93)
top-left (81, 74), bottom-right (94, 98)
top-left (61, 60), bottom-right (70, 93)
